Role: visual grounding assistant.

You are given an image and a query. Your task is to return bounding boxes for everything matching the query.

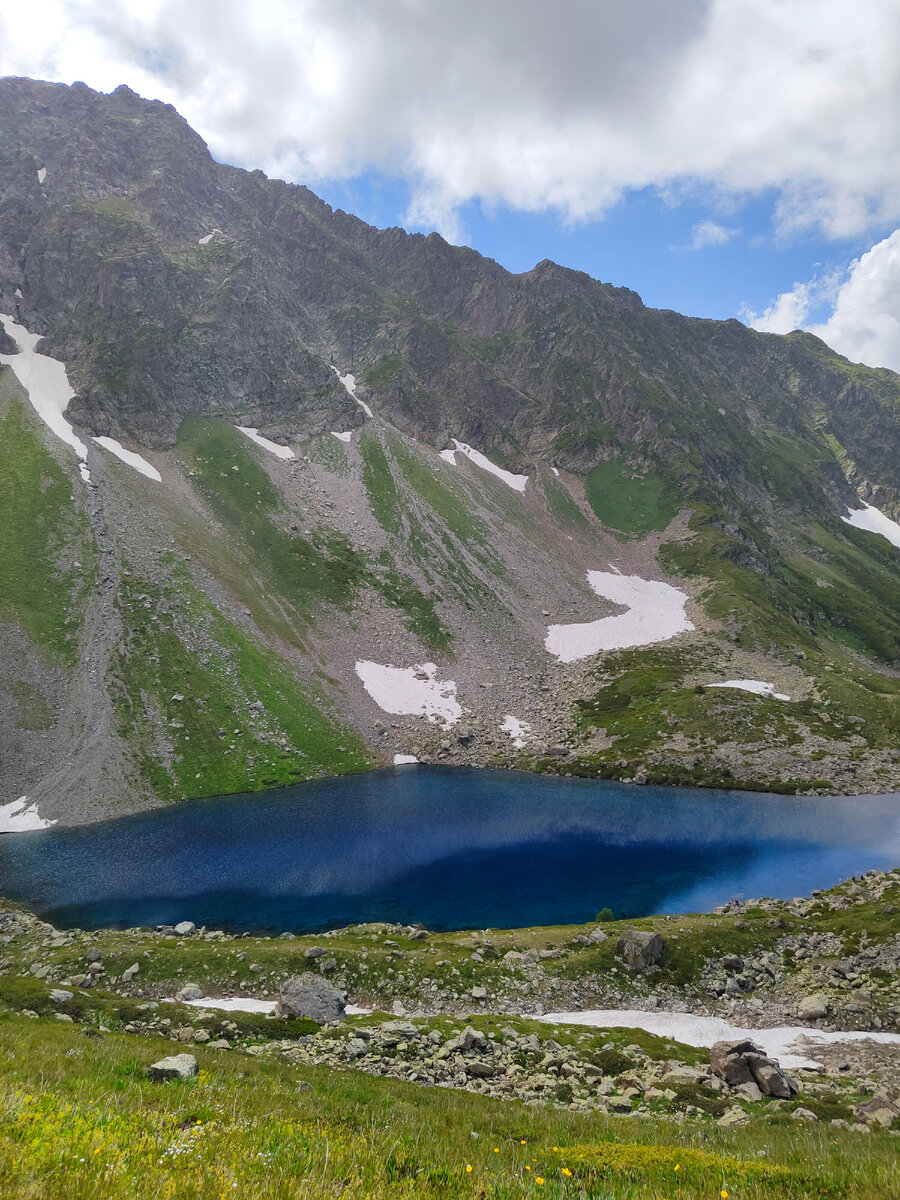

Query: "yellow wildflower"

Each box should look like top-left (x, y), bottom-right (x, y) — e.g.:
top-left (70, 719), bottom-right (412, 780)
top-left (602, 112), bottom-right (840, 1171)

top-left (465, 1165), bottom-right (473, 1173)
top-left (561, 1166), bottom-right (572, 1176)
top-left (721, 1191), bottom-right (729, 1199)
top-left (536, 1178), bottom-right (544, 1186)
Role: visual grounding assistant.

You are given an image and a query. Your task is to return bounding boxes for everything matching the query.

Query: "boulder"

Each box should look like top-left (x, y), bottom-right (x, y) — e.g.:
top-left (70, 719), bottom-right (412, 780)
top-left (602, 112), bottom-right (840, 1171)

top-left (174, 921), bottom-right (197, 937)
top-left (276, 973), bottom-right (346, 1023)
top-left (709, 1039), bottom-right (794, 1098)
top-left (49, 989), bottom-right (73, 1003)
top-left (121, 963), bottom-right (140, 983)
top-left (175, 984), bottom-right (204, 1002)
top-left (615, 929), bottom-right (663, 971)
top-left (797, 993), bottom-right (829, 1020)
top-left (445, 1026), bottom-right (489, 1054)
top-left (146, 1053), bottom-right (198, 1081)
top-left (854, 1094), bottom-right (900, 1127)
top-left (303, 946), bottom-right (327, 959)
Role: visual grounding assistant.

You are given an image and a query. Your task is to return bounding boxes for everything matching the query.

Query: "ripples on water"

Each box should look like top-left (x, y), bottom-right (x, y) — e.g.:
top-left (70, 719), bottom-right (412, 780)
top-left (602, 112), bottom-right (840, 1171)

top-left (0, 767), bottom-right (897, 933)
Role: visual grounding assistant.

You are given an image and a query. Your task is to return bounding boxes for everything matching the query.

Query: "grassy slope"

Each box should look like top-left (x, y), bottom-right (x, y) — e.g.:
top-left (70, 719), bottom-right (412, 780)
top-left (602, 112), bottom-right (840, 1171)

top-left (2, 871), bottom-right (899, 1198)
top-left (6, 1013), bottom-right (893, 1200)
top-left (112, 562), bottom-right (372, 803)
top-left (583, 459), bottom-right (682, 536)
top-left (0, 380), bottom-right (94, 666)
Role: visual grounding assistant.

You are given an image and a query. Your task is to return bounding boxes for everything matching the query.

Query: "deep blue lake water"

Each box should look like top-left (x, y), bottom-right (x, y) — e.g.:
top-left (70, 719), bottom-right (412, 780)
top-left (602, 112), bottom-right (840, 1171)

top-left (1, 767), bottom-right (898, 933)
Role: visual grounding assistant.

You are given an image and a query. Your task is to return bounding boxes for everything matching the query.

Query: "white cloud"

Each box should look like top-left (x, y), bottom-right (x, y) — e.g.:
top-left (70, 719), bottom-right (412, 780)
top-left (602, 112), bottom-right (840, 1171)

top-left (742, 281), bottom-right (815, 334)
top-left (687, 220), bottom-right (740, 250)
top-left (808, 230), bottom-right (900, 370)
top-left (2, 1), bottom-right (900, 243)
top-left (744, 230), bottom-right (900, 371)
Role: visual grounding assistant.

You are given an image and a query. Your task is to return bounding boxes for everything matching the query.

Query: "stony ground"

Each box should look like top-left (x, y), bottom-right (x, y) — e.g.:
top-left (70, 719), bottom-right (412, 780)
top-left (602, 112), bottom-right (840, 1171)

top-left (2, 868), bottom-right (898, 1137)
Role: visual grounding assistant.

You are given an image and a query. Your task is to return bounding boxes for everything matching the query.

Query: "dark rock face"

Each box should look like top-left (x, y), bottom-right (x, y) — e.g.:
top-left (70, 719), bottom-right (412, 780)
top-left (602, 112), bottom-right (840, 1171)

top-left (1, 76), bottom-right (898, 511)
top-left (615, 929), bottom-right (663, 972)
top-left (709, 1038), bottom-right (795, 1098)
top-left (276, 973), bottom-right (346, 1023)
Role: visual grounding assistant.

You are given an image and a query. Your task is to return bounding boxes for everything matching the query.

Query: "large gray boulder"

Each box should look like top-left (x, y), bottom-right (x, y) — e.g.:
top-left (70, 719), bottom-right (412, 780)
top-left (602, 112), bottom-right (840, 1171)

top-left (615, 929), bottom-right (664, 971)
top-left (146, 1053), bottom-right (198, 1081)
top-left (276, 973), bottom-right (346, 1023)
top-left (710, 1039), bottom-right (794, 1098)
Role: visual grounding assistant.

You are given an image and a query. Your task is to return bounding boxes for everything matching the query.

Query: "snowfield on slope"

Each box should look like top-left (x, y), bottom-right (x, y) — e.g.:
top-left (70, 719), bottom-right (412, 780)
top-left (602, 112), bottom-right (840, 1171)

top-left (236, 425), bottom-right (295, 460)
top-left (1, 315), bottom-right (160, 482)
top-left (355, 661), bottom-right (461, 727)
top-left (501, 715), bottom-right (531, 748)
top-left (0, 314), bottom-right (88, 461)
top-left (545, 570), bottom-right (693, 663)
top-left (440, 439), bottom-right (528, 491)
top-left (842, 502), bottom-right (900, 549)
top-left (710, 680), bottom-right (791, 701)
top-left (536, 1008), bottom-right (900, 1072)
top-left (0, 796), bottom-right (55, 834)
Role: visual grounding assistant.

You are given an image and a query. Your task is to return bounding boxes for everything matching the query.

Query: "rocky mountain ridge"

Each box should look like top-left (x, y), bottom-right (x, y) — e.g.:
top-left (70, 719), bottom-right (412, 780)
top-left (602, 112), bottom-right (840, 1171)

top-left (0, 76), bottom-right (899, 825)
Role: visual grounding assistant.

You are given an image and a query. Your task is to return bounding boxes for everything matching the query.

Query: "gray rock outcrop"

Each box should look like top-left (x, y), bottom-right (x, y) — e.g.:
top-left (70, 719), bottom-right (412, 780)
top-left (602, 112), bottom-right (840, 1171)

top-left (615, 929), bottom-right (663, 971)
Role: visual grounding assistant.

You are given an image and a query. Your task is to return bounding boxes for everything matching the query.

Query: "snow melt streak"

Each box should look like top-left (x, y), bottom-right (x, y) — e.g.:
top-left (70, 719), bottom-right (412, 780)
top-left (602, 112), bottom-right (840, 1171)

top-left (332, 367), bottom-right (373, 417)
top-left (842, 502), bottom-right (900, 550)
top-left (236, 426), bottom-right (295, 460)
top-left (444, 439), bottom-right (529, 492)
top-left (355, 661), bottom-right (460, 728)
top-left (93, 436), bottom-right (162, 482)
top-left (545, 571), bottom-right (693, 663)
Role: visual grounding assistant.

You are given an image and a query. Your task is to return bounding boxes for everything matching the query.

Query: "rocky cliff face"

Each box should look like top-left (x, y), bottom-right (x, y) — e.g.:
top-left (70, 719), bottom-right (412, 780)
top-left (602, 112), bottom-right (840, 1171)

top-left (1, 76), bottom-right (899, 826)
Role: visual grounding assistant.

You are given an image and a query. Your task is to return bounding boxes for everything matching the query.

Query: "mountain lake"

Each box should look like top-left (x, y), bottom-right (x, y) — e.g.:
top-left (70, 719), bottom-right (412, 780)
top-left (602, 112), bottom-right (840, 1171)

top-left (1, 767), bottom-right (898, 933)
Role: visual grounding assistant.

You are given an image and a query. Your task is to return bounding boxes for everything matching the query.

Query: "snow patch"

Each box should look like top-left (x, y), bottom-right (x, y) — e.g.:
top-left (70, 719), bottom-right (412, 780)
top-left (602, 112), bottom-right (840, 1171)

top-left (545, 570), bottom-right (693, 663)
top-left (551, 466), bottom-right (560, 476)
top-left (439, 448), bottom-right (457, 463)
top-left (236, 425), bottom-right (295, 460)
top-left (447, 439), bottom-right (528, 492)
top-left (332, 366), bottom-right (373, 417)
top-left (331, 431), bottom-right (352, 443)
top-left (0, 796), bottom-right (55, 834)
top-left (536, 1008), bottom-right (900, 1072)
top-left (93, 436), bottom-right (161, 482)
top-left (79, 463), bottom-right (92, 484)
top-left (37, 167), bottom-right (47, 184)
top-left (393, 754), bottom-right (419, 765)
top-left (709, 679), bottom-right (791, 701)
top-left (842, 502), bottom-right (900, 550)
top-left (501, 715), bottom-right (531, 748)
top-left (179, 996), bottom-right (370, 1016)
top-left (198, 229), bottom-right (224, 245)
top-left (0, 314), bottom-right (88, 462)
top-left (355, 661), bottom-right (461, 727)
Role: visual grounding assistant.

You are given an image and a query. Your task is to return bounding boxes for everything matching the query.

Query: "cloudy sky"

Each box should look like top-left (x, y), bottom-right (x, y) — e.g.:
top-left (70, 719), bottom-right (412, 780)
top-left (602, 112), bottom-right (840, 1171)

top-left (2, 0), bottom-right (899, 370)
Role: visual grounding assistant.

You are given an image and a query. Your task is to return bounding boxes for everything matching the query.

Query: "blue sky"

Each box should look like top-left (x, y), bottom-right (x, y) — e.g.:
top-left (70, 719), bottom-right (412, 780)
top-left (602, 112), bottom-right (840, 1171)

top-left (2, 0), bottom-right (899, 368)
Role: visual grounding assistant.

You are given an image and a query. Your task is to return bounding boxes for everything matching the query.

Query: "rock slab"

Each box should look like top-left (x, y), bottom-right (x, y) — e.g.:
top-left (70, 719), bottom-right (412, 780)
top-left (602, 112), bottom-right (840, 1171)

top-left (146, 1053), bottom-right (199, 1081)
